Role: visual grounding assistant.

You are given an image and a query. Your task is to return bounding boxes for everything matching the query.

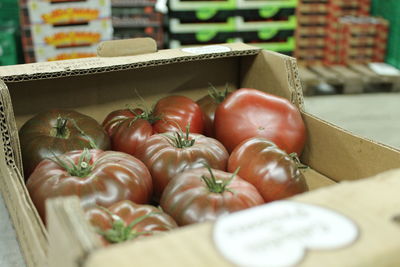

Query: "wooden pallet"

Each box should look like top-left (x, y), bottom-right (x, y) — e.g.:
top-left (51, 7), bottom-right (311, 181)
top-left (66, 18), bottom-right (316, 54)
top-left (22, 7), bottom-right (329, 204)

top-left (298, 64), bottom-right (400, 95)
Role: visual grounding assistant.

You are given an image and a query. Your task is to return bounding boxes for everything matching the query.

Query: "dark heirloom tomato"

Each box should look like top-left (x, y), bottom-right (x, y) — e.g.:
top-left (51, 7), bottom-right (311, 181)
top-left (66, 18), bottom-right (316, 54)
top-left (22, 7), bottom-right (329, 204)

top-left (152, 95), bottom-right (204, 134)
top-left (160, 167), bottom-right (264, 226)
top-left (134, 131), bottom-right (229, 200)
top-left (196, 87), bottom-right (230, 137)
top-left (85, 200), bottom-right (177, 245)
top-left (228, 137), bottom-right (308, 202)
top-left (102, 108), bottom-right (157, 155)
top-left (19, 109), bottom-right (110, 179)
top-left (214, 88), bottom-right (306, 154)
top-left (26, 149), bottom-right (153, 222)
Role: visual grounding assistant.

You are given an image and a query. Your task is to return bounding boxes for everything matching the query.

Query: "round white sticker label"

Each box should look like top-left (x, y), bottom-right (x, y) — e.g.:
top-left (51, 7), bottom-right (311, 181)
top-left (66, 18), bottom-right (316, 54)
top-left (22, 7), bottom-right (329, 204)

top-left (181, 45), bottom-right (231, 55)
top-left (213, 201), bottom-right (358, 267)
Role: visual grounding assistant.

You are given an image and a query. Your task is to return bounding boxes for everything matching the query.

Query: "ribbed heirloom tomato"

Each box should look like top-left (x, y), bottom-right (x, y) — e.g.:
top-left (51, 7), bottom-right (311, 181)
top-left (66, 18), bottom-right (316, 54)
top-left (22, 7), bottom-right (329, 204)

top-left (102, 108), bottom-right (157, 155)
top-left (19, 109), bottom-right (110, 179)
top-left (134, 129), bottom-right (229, 200)
top-left (160, 167), bottom-right (264, 226)
top-left (152, 95), bottom-right (204, 134)
top-left (26, 149), bottom-right (153, 222)
top-left (214, 88), bottom-right (306, 154)
top-left (85, 200), bottom-right (177, 245)
top-left (228, 137), bottom-right (308, 202)
top-left (102, 95), bottom-right (204, 155)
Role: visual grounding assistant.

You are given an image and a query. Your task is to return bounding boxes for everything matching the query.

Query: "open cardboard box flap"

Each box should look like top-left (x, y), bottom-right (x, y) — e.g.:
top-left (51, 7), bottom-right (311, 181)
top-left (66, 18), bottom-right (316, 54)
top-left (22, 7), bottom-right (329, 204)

top-left (0, 40), bottom-right (399, 267)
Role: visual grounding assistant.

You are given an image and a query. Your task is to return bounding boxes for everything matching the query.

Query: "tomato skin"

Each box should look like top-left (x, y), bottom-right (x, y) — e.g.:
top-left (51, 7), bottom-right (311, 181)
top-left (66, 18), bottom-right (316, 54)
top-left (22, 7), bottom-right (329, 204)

top-left (196, 95), bottom-right (218, 137)
top-left (134, 133), bottom-right (229, 200)
top-left (160, 168), bottom-right (264, 226)
top-left (102, 108), bottom-right (141, 136)
top-left (196, 89), bottom-right (230, 137)
top-left (228, 137), bottom-right (308, 202)
top-left (214, 88), bottom-right (306, 154)
top-left (19, 109), bottom-right (110, 179)
top-left (152, 95), bottom-right (204, 134)
top-left (102, 108), bottom-right (154, 155)
top-left (26, 149), bottom-right (153, 222)
top-left (85, 200), bottom-right (177, 245)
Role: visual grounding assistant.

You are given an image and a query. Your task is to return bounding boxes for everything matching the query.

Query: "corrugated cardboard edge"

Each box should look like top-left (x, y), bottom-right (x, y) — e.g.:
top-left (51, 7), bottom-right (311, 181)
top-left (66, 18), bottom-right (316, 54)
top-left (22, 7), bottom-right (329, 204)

top-left (0, 82), bottom-right (48, 267)
top-left (47, 197), bottom-right (101, 267)
top-left (80, 168), bottom-right (400, 267)
top-left (286, 57), bottom-right (305, 111)
top-left (0, 43), bottom-right (260, 82)
top-left (0, 80), bottom-right (23, 173)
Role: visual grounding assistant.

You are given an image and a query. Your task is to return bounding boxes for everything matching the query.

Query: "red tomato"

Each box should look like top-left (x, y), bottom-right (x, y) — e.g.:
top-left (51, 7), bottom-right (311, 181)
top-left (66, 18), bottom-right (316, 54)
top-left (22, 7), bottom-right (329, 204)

top-left (19, 109), bottom-right (110, 179)
top-left (152, 95), bottom-right (204, 134)
top-left (102, 108), bottom-right (156, 155)
top-left (85, 200), bottom-right (177, 245)
top-left (135, 131), bottom-right (229, 201)
top-left (196, 86), bottom-right (230, 137)
top-left (214, 88), bottom-right (306, 154)
top-left (26, 149), bottom-right (153, 222)
top-left (228, 137), bottom-right (308, 202)
top-left (160, 167), bottom-right (264, 226)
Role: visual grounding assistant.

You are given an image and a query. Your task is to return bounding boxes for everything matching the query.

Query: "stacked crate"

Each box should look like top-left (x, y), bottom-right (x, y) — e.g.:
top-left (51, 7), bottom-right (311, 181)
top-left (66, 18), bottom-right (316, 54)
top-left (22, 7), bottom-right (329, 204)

top-left (0, 0), bottom-right (21, 65)
top-left (168, 0), bottom-right (297, 55)
top-left (324, 0), bottom-right (370, 64)
top-left (235, 0), bottom-right (296, 55)
top-left (20, 0), bottom-right (112, 62)
top-left (295, 0), bottom-right (371, 66)
top-left (111, 0), bottom-right (165, 48)
top-left (294, 0), bottom-right (328, 65)
top-left (372, 0), bottom-right (400, 69)
top-left (337, 16), bottom-right (388, 65)
top-left (168, 0), bottom-right (237, 48)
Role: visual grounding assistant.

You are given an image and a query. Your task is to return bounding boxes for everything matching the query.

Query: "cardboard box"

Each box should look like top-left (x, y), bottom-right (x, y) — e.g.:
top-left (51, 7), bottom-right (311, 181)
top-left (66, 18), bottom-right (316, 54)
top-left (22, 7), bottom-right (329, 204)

top-left (1, 40), bottom-right (400, 267)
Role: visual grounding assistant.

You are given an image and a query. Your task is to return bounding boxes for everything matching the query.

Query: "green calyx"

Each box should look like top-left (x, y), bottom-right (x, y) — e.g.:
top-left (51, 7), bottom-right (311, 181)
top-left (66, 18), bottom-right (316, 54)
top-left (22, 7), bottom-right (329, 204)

top-left (128, 108), bottom-right (160, 125)
top-left (51, 115), bottom-right (98, 149)
top-left (289, 152), bottom-right (309, 169)
top-left (165, 124), bottom-right (195, 149)
top-left (208, 83), bottom-right (230, 104)
top-left (50, 149), bottom-right (94, 177)
top-left (51, 116), bottom-right (70, 139)
top-left (201, 164), bottom-right (239, 194)
top-left (97, 211), bottom-right (160, 244)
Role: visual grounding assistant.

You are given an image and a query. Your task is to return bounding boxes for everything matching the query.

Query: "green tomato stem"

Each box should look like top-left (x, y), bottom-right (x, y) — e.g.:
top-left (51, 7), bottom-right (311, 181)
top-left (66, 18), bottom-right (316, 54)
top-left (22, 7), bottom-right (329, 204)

top-left (53, 116), bottom-right (70, 139)
top-left (165, 124), bottom-right (195, 149)
top-left (96, 209), bottom-right (160, 244)
top-left (201, 164), bottom-right (239, 194)
top-left (50, 149), bottom-right (94, 177)
top-left (208, 83), bottom-right (230, 104)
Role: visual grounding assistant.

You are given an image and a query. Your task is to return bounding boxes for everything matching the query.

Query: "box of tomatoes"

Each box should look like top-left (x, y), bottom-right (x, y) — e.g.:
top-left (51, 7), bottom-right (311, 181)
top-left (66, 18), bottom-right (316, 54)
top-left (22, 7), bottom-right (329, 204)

top-left (0, 38), bottom-right (400, 267)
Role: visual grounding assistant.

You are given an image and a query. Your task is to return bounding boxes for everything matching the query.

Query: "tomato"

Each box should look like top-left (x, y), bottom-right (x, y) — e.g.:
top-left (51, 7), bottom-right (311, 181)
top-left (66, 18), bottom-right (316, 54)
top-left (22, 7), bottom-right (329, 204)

top-left (102, 95), bottom-right (204, 155)
top-left (196, 86), bottom-right (230, 137)
top-left (102, 108), bottom-right (156, 155)
top-left (85, 200), bottom-right (177, 245)
top-left (160, 167), bottom-right (264, 226)
top-left (152, 95), bottom-right (204, 134)
top-left (228, 137), bottom-right (308, 202)
top-left (214, 88), bottom-right (306, 154)
top-left (134, 130), bottom-right (229, 201)
top-left (19, 109), bottom-right (110, 179)
top-left (26, 149), bottom-right (153, 222)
